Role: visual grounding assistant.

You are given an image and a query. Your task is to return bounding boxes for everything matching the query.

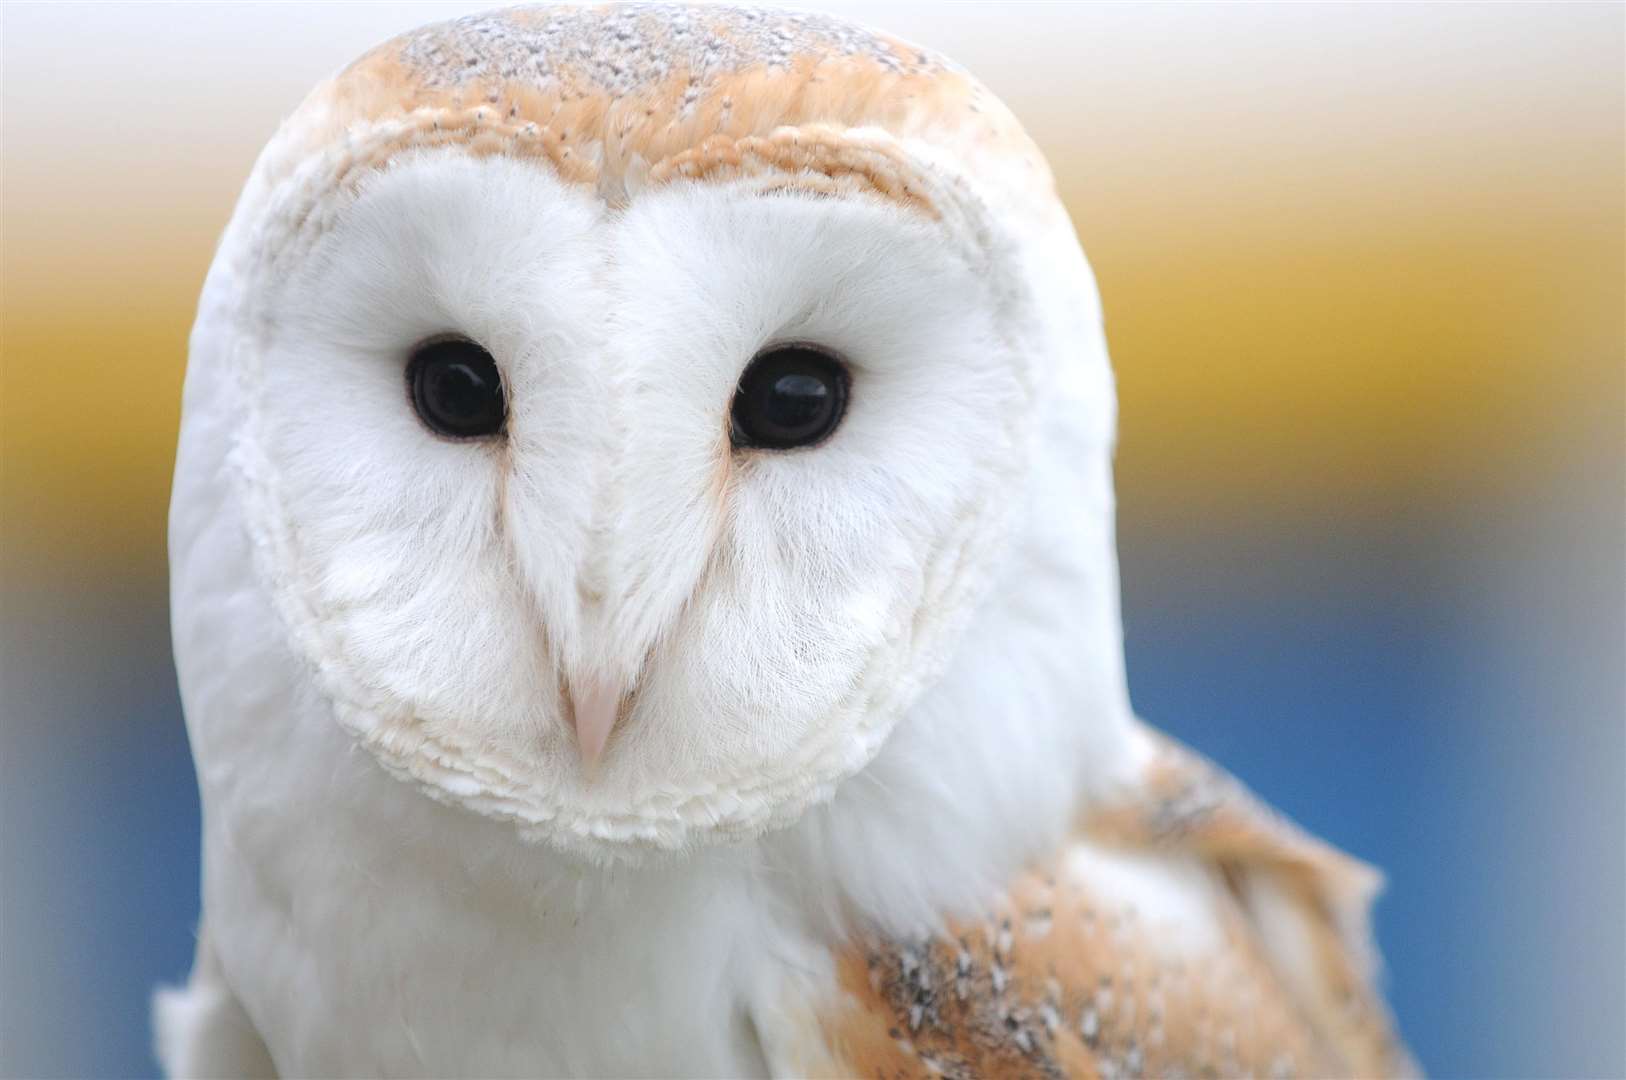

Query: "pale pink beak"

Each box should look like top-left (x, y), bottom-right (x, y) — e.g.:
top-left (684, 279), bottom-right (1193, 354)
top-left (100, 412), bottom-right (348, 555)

top-left (569, 678), bottom-right (622, 773)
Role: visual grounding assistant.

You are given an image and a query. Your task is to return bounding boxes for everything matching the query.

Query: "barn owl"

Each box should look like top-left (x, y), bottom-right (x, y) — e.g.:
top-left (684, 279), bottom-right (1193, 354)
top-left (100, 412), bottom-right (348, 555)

top-left (155, 4), bottom-right (1415, 1077)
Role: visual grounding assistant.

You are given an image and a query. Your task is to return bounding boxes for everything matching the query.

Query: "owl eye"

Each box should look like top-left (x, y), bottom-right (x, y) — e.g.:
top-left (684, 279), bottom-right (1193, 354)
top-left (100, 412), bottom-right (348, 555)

top-left (406, 337), bottom-right (506, 439)
top-left (729, 346), bottom-right (850, 450)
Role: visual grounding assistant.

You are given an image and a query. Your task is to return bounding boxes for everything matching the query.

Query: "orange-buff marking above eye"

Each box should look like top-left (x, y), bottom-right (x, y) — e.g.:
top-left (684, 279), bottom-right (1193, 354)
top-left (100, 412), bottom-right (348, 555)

top-left (266, 5), bottom-right (1053, 214)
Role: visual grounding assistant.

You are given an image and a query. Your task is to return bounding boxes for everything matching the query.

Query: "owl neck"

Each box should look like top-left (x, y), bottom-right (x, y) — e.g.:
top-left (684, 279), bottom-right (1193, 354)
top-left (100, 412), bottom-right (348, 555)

top-left (762, 404), bottom-right (1140, 935)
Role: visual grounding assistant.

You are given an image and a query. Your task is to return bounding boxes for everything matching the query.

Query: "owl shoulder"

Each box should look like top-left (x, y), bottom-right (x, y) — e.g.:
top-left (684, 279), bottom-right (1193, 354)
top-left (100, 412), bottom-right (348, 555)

top-left (789, 725), bottom-right (1417, 1079)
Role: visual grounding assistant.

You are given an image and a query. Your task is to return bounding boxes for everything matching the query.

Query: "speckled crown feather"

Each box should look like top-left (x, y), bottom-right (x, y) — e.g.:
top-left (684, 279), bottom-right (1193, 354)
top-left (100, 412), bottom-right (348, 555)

top-left (261, 3), bottom-right (1057, 215)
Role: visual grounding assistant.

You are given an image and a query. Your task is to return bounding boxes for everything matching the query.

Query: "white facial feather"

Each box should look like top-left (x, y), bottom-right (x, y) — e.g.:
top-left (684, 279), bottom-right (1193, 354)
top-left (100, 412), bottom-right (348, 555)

top-left (232, 137), bottom-right (1062, 856)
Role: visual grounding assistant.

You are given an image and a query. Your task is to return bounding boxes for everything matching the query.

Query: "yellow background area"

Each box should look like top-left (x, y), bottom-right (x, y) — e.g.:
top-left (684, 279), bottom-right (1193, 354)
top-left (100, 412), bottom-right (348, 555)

top-left (4, 3), bottom-right (1619, 573)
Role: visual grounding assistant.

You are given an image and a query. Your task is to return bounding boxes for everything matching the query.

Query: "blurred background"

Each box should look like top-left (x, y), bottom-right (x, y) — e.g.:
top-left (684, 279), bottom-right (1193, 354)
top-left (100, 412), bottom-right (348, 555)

top-left (3, 2), bottom-right (1621, 1076)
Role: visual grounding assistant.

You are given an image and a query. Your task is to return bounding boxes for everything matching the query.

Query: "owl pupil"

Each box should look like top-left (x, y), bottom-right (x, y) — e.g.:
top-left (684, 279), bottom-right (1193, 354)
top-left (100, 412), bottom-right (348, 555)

top-left (731, 347), bottom-right (849, 450)
top-left (407, 337), bottom-right (506, 439)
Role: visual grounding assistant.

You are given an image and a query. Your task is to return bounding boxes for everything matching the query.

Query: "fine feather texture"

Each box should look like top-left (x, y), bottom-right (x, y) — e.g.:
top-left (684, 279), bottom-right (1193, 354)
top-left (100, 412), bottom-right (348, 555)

top-left (159, 5), bottom-right (1408, 1077)
top-left (238, 146), bottom-right (1043, 853)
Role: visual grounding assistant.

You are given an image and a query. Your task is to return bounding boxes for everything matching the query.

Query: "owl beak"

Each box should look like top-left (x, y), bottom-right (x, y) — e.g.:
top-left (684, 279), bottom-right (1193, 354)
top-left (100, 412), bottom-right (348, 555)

top-left (568, 678), bottom-right (622, 773)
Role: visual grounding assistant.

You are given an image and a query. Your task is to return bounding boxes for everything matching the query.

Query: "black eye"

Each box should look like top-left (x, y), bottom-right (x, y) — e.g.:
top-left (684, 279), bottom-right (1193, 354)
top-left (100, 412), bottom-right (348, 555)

top-left (406, 337), bottom-right (506, 439)
top-left (730, 346), bottom-right (849, 450)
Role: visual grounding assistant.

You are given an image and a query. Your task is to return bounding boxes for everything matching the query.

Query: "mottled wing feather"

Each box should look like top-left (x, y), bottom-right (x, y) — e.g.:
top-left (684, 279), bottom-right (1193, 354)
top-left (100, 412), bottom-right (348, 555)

top-left (1087, 729), bottom-right (1417, 1078)
top-left (810, 726), bottom-right (1417, 1079)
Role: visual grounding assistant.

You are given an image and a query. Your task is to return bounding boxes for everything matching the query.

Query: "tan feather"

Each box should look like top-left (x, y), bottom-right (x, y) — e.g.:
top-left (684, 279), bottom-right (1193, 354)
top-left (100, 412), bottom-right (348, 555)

top-left (811, 727), bottom-right (1417, 1079)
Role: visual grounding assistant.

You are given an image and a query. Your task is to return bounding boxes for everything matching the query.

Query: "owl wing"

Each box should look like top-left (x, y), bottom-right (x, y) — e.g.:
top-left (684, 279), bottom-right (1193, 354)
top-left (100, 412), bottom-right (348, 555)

top-left (781, 723), bottom-right (1417, 1079)
top-left (153, 921), bottom-right (277, 1079)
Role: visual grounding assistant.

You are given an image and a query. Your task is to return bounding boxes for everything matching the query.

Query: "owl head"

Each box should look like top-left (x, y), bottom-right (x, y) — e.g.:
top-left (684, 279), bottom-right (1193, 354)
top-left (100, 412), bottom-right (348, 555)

top-left (174, 3), bottom-right (1121, 864)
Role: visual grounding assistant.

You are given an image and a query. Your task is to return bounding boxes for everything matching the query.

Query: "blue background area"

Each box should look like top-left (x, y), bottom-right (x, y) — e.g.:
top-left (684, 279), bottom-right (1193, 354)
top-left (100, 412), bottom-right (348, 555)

top-left (6, 507), bottom-right (1622, 1077)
